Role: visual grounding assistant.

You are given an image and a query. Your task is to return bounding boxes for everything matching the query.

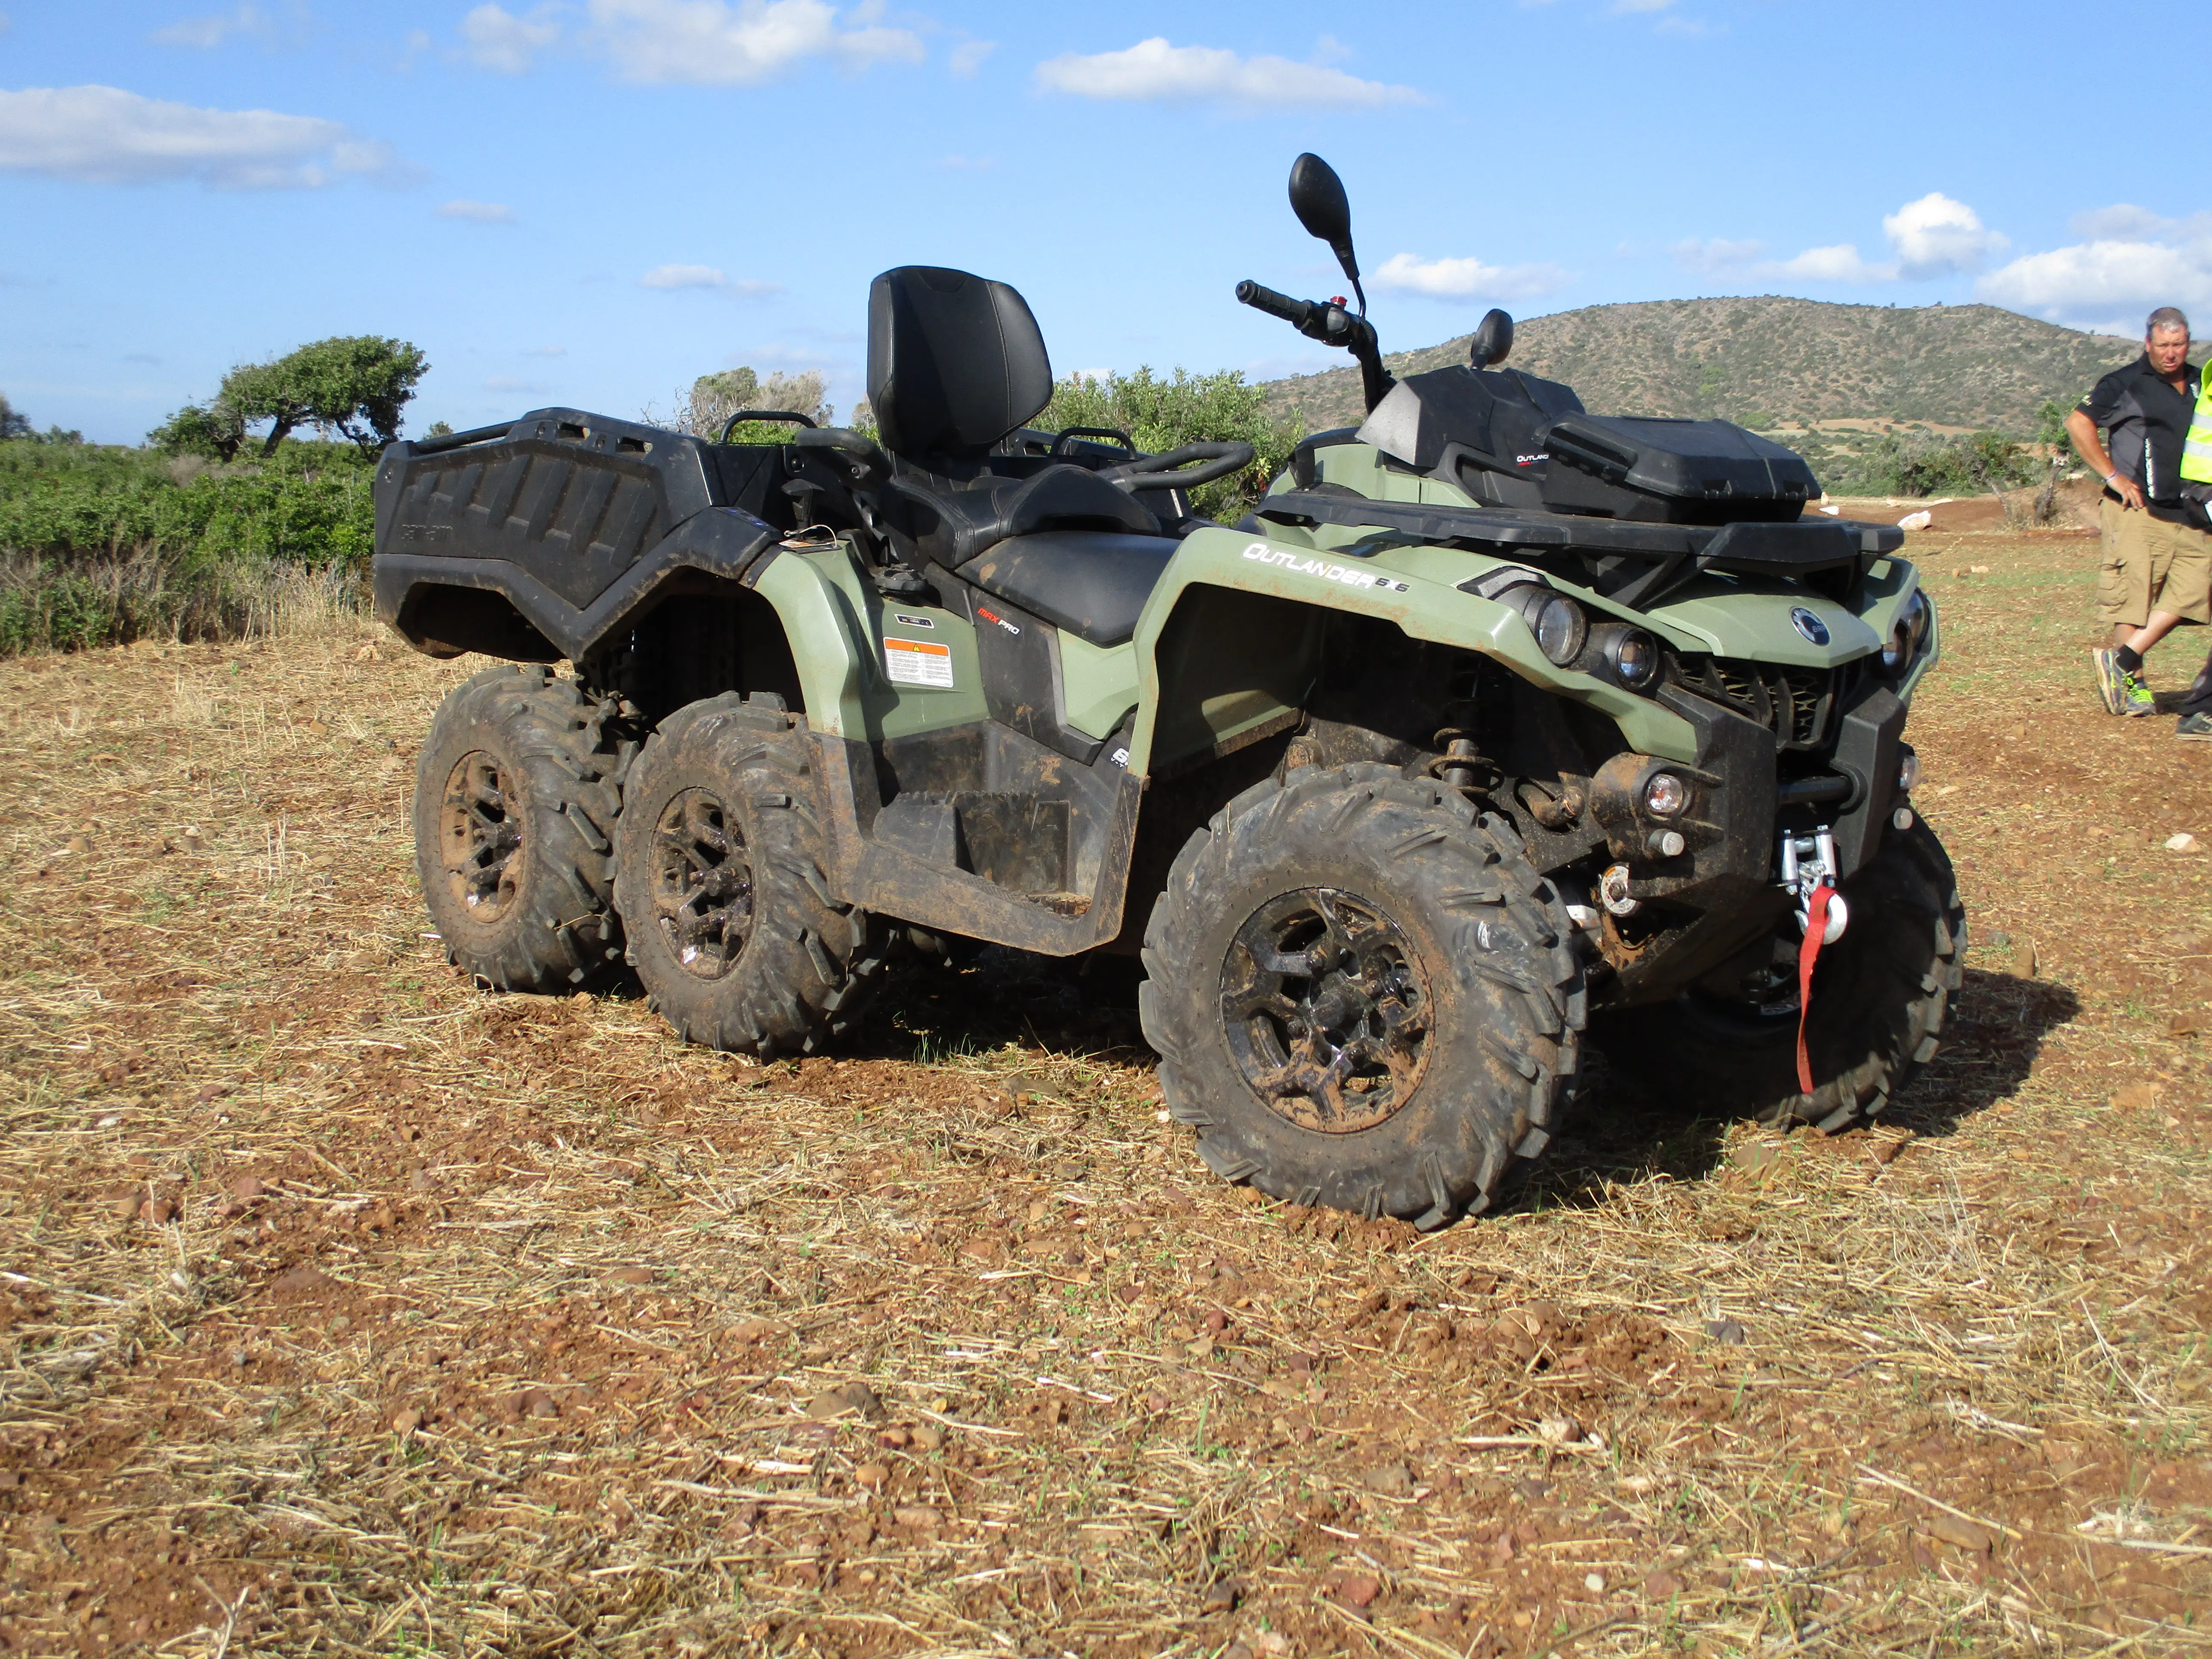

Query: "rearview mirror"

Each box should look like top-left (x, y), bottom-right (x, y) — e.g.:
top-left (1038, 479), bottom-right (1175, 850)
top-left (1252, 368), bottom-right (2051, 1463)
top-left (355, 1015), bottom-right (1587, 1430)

top-left (1289, 152), bottom-right (1360, 293)
top-left (1469, 308), bottom-right (1514, 371)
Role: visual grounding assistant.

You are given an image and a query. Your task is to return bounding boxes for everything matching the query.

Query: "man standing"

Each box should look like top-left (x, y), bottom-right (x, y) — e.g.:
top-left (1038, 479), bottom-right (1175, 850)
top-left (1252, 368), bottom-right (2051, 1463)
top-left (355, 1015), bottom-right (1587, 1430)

top-left (2070, 307), bottom-right (2209, 717)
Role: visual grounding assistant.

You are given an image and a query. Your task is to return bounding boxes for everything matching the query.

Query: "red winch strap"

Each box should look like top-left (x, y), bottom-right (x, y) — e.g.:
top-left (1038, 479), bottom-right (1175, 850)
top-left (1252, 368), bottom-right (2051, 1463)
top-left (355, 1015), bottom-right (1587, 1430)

top-left (1795, 884), bottom-right (1835, 1097)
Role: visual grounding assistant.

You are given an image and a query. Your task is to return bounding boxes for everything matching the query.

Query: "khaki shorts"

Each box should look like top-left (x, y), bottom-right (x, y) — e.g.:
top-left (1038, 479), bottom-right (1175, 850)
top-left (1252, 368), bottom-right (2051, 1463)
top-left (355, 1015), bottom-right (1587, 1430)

top-left (2098, 496), bottom-right (2212, 626)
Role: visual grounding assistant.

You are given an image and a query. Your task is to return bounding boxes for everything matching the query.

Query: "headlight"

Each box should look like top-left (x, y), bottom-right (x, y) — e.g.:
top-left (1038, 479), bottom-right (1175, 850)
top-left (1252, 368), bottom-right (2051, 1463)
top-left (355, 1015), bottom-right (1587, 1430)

top-left (1528, 593), bottom-right (1587, 665)
top-left (1898, 749), bottom-right (1920, 792)
top-left (1903, 589), bottom-right (1931, 650)
top-left (1643, 772), bottom-right (1687, 817)
top-left (1599, 625), bottom-right (1662, 693)
top-left (1881, 621), bottom-right (1911, 673)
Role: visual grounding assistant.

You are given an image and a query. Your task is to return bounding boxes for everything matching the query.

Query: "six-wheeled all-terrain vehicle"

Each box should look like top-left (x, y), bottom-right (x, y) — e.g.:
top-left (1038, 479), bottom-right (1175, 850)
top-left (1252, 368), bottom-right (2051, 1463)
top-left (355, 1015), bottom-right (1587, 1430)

top-left (372, 154), bottom-right (1961, 1227)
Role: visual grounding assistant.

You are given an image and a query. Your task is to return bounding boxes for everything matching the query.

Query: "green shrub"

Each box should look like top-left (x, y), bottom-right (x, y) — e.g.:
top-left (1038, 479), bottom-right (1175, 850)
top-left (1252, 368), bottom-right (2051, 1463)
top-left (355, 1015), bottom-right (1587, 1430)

top-left (1040, 366), bottom-right (1302, 520)
top-left (1852, 428), bottom-right (2041, 498)
top-left (0, 438), bottom-right (375, 655)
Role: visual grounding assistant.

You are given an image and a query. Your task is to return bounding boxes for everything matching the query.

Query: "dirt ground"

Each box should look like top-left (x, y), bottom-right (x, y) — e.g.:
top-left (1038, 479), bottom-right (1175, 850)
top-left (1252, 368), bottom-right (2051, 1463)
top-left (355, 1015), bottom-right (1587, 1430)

top-left (2, 522), bottom-right (2209, 1659)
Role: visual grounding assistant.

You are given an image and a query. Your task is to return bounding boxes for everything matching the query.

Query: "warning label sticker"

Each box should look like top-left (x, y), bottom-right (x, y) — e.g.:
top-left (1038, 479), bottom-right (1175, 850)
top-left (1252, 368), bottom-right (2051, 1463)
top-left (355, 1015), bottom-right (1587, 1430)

top-left (884, 636), bottom-right (955, 689)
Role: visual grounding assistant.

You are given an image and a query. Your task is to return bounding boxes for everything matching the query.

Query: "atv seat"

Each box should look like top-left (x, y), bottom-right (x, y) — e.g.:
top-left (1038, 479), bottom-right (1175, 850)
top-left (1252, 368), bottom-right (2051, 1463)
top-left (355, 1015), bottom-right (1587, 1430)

top-left (869, 265), bottom-right (1183, 638)
top-left (963, 531), bottom-right (1176, 647)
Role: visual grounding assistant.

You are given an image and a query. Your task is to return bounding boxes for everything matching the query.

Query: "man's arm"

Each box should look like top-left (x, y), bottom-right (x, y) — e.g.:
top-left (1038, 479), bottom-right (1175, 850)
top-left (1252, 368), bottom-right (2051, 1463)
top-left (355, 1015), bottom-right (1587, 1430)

top-left (2066, 407), bottom-right (2144, 510)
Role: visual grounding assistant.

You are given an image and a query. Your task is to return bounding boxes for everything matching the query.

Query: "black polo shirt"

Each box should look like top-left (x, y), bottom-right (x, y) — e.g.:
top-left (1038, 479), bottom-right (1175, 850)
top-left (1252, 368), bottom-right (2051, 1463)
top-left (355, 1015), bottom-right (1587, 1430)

top-left (2079, 355), bottom-right (2203, 524)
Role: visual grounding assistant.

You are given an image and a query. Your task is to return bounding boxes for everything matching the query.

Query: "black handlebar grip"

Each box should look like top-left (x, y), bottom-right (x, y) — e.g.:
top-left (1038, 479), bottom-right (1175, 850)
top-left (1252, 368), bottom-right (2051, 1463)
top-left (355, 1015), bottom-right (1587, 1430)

top-left (1235, 280), bottom-right (1313, 325)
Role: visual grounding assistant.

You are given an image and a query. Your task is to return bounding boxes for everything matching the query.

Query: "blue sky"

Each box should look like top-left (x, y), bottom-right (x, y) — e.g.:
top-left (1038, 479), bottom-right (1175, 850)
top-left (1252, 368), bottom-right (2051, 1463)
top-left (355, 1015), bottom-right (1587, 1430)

top-left (2, 0), bottom-right (2203, 444)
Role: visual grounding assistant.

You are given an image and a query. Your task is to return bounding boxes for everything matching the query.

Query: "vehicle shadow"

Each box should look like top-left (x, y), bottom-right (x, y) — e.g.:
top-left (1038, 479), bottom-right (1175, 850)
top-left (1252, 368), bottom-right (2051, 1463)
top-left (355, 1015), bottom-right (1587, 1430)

top-left (1504, 966), bottom-right (2083, 1215)
top-left (839, 945), bottom-right (1153, 1067)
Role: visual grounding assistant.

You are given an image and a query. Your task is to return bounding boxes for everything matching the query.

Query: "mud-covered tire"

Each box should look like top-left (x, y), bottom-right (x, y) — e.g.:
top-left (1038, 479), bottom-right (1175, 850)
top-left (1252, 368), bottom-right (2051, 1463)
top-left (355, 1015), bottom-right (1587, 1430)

top-left (1601, 815), bottom-right (1966, 1132)
top-left (413, 665), bottom-right (633, 993)
top-left (613, 694), bottom-right (891, 1057)
top-left (1139, 764), bottom-right (1586, 1228)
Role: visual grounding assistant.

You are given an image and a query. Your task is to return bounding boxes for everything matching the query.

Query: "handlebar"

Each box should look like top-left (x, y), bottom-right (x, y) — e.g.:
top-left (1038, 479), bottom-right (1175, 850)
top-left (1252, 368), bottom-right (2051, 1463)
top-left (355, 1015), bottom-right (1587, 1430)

top-left (1235, 280), bottom-right (1316, 329)
top-left (1237, 278), bottom-right (1397, 416)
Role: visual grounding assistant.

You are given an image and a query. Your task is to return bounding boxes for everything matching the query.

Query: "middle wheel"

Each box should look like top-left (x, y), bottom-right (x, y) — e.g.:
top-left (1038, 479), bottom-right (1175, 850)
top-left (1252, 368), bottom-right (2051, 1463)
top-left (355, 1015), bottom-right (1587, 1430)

top-left (1141, 764), bottom-right (1585, 1228)
top-left (614, 694), bottom-right (889, 1055)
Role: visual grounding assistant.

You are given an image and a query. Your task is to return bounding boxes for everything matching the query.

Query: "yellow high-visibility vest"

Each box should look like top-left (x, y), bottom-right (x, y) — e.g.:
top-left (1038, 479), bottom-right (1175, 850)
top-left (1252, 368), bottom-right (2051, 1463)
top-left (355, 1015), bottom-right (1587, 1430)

top-left (2186, 363), bottom-right (2212, 484)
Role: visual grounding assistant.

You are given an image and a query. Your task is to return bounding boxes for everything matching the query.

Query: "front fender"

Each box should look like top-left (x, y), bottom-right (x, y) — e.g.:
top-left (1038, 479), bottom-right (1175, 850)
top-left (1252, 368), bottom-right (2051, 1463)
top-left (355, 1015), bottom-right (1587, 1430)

top-left (1127, 525), bottom-right (1702, 775)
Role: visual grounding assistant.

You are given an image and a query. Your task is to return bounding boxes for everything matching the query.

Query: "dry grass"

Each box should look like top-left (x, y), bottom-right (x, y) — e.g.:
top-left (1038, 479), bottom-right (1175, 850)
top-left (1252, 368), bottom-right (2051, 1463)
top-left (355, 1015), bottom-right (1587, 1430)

top-left (2, 528), bottom-right (2209, 1658)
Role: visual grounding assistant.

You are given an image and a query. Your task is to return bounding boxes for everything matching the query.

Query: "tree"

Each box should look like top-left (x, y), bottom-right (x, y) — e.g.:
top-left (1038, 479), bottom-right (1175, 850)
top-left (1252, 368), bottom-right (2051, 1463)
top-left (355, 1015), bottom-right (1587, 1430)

top-left (675, 367), bottom-right (830, 439)
top-left (0, 393), bottom-right (31, 440)
top-left (148, 335), bottom-right (428, 460)
top-left (148, 401), bottom-right (247, 462)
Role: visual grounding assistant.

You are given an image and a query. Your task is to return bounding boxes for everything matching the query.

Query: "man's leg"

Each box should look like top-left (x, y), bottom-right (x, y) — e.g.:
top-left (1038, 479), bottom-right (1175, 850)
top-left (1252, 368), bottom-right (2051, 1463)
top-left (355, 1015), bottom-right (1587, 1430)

top-left (2162, 522), bottom-right (2212, 733)
top-left (2093, 497), bottom-right (2153, 712)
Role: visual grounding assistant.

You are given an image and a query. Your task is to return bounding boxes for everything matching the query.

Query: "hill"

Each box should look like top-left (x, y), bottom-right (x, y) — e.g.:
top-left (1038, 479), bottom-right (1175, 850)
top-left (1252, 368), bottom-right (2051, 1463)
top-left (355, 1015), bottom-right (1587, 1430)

top-left (1261, 298), bottom-right (2139, 436)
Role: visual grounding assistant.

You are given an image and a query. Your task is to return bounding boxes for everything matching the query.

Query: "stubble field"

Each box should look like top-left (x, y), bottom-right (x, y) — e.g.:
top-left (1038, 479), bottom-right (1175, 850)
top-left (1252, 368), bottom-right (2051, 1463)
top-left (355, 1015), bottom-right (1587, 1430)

top-left (2, 520), bottom-right (2209, 1658)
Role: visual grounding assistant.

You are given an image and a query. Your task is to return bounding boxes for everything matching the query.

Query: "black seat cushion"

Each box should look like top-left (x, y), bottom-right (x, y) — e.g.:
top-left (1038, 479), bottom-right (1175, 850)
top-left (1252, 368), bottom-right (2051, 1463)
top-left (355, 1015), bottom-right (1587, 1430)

top-left (885, 464), bottom-right (1160, 568)
top-left (869, 267), bottom-right (1054, 460)
top-left (963, 531), bottom-right (1179, 647)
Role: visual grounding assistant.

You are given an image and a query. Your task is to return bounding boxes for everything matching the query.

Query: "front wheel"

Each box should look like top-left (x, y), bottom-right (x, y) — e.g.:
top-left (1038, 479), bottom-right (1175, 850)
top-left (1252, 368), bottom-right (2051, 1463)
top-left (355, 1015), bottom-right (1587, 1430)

top-left (1600, 814), bottom-right (1966, 1131)
top-left (1140, 766), bottom-right (1586, 1228)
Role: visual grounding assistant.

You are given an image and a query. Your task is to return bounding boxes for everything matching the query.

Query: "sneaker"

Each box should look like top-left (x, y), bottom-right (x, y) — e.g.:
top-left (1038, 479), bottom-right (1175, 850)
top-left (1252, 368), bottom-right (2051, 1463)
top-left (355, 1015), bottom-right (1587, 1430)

top-left (2178, 711), bottom-right (2212, 740)
top-left (2093, 648), bottom-right (2127, 714)
top-left (2119, 666), bottom-right (2157, 715)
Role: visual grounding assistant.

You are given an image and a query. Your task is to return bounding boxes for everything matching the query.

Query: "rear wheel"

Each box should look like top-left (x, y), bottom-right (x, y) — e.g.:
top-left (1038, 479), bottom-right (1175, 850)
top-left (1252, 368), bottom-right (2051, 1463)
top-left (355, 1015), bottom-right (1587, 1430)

top-left (1140, 766), bottom-right (1585, 1228)
top-left (1601, 815), bottom-right (1966, 1130)
top-left (614, 694), bottom-right (890, 1055)
top-left (413, 665), bottom-right (632, 992)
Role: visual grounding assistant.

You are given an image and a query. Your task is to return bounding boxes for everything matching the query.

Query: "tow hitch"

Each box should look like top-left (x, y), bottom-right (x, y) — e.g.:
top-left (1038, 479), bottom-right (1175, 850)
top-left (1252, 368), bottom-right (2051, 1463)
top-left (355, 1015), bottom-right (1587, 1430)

top-left (1779, 827), bottom-right (1848, 944)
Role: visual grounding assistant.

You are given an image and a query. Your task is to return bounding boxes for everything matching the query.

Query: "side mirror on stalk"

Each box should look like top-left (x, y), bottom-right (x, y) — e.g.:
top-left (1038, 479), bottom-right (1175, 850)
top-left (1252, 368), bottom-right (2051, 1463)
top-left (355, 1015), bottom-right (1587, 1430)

top-left (1468, 308), bottom-right (1514, 371)
top-left (1288, 152), bottom-right (1363, 313)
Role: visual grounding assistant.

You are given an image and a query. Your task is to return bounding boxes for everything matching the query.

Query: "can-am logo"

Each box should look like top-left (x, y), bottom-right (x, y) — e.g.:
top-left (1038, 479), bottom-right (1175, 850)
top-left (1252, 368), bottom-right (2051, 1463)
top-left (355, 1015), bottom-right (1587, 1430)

top-left (1242, 543), bottom-right (1410, 594)
top-left (1790, 606), bottom-right (1830, 646)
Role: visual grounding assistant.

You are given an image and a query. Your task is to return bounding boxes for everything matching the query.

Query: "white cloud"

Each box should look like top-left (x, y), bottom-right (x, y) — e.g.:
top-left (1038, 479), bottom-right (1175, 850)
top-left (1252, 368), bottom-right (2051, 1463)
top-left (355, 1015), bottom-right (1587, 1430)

top-left (639, 263), bottom-right (780, 294)
top-left (1979, 237), bottom-right (2212, 331)
top-left (1670, 236), bottom-right (1765, 273)
top-left (0, 85), bottom-right (396, 188)
top-left (2066, 203), bottom-right (2212, 243)
top-left (1760, 192), bottom-right (2005, 286)
top-left (1372, 251), bottom-right (1568, 302)
top-left (948, 40), bottom-right (993, 78)
top-left (1034, 37), bottom-right (1423, 110)
top-left (437, 198), bottom-right (516, 222)
top-left (1768, 243), bottom-right (1894, 283)
top-left (587, 0), bottom-right (922, 85)
top-left (461, 3), bottom-right (565, 73)
top-left (152, 4), bottom-right (270, 48)
top-left (1883, 191), bottom-right (2007, 279)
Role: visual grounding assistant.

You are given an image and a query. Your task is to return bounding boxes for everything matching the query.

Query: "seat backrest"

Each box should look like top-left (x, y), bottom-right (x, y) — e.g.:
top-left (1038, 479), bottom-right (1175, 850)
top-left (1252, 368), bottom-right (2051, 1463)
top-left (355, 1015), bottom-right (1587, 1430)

top-left (868, 267), bottom-right (1053, 462)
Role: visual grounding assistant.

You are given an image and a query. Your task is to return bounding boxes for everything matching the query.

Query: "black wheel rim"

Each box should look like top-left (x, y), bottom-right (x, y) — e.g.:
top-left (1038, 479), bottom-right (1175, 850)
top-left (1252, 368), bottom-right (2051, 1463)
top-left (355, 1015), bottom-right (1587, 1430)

top-left (441, 750), bottom-right (524, 923)
top-left (651, 787), bottom-right (752, 980)
top-left (1219, 888), bottom-right (1432, 1133)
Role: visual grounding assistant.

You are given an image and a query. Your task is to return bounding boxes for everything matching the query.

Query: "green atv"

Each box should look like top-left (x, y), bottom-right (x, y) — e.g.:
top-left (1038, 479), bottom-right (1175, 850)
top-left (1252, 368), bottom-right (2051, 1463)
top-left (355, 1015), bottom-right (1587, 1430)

top-left (371, 153), bottom-right (1960, 1227)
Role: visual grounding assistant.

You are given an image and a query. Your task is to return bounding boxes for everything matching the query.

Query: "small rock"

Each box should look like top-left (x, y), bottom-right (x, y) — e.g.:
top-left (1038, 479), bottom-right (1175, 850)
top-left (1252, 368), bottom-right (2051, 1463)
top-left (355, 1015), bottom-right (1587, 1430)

top-left (1537, 1414), bottom-right (1584, 1444)
top-left (1643, 1570), bottom-right (1684, 1599)
top-left (602, 1266), bottom-right (654, 1286)
top-left (231, 1175), bottom-right (266, 1202)
top-left (1336, 1572), bottom-right (1381, 1610)
top-left (910, 1423), bottom-right (945, 1452)
top-left (2011, 939), bottom-right (2039, 978)
top-left (2169, 1010), bottom-right (2205, 1038)
top-left (1198, 1580), bottom-right (1241, 1615)
top-left (732, 1316), bottom-right (783, 1343)
top-left (1925, 1512), bottom-right (1993, 1553)
top-left (1584, 1572), bottom-right (1607, 1594)
top-left (392, 1407), bottom-right (423, 1436)
top-left (525, 1389), bottom-right (559, 1419)
top-left (1203, 1310), bottom-right (1228, 1334)
top-left (1869, 1134), bottom-right (1910, 1165)
top-left (139, 1197), bottom-right (174, 1226)
top-left (892, 1504), bottom-right (941, 1533)
top-left (270, 1264), bottom-right (340, 1297)
top-left (195, 1082), bottom-right (232, 1104)
top-left (1705, 1318), bottom-right (1748, 1346)
top-left (2166, 833), bottom-right (2201, 854)
top-left (410, 1167), bottom-right (436, 1192)
top-left (853, 1462), bottom-right (888, 1491)
top-left (1969, 562), bottom-right (1991, 574)
top-left (2112, 1082), bottom-right (2164, 1110)
top-left (1363, 1460), bottom-right (1414, 1496)
top-left (1727, 1140), bottom-right (1781, 1171)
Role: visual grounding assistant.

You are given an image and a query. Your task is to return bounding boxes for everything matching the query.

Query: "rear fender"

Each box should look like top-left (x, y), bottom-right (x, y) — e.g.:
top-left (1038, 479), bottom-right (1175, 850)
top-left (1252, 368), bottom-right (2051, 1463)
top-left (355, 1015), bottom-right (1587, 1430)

top-left (1127, 524), bottom-right (1700, 776)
